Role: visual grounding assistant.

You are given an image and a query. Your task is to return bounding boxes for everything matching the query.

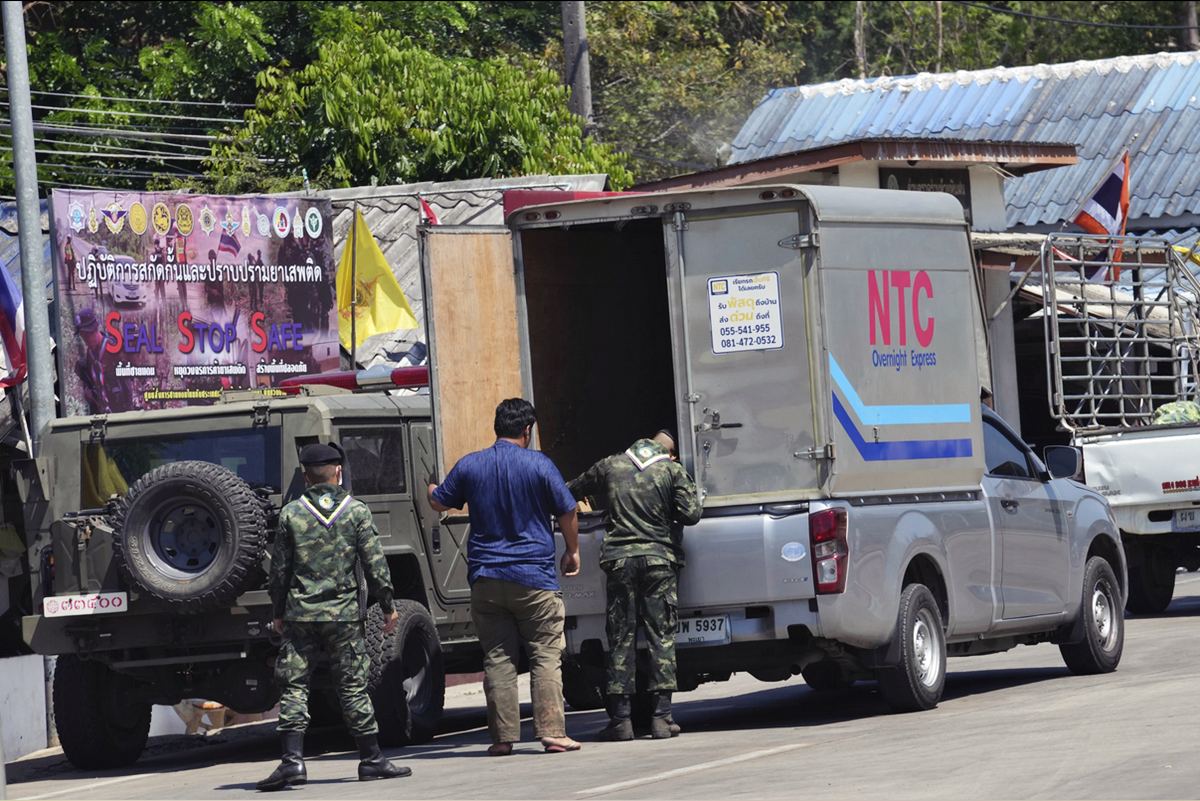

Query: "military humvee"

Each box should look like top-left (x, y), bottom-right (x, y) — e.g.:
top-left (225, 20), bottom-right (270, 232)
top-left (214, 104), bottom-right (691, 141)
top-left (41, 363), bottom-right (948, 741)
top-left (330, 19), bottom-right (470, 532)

top-left (19, 377), bottom-right (481, 769)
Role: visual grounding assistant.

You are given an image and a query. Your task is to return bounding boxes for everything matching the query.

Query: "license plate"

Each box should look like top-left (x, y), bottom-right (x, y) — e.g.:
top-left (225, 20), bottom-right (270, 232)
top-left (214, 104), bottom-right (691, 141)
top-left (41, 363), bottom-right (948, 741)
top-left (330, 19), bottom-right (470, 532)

top-left (1173, 509), bottom-right (1200, 532)
top-left (43, 591), bottom-right (128, 618)
top-left (675, 615), bottom-right (731, 647)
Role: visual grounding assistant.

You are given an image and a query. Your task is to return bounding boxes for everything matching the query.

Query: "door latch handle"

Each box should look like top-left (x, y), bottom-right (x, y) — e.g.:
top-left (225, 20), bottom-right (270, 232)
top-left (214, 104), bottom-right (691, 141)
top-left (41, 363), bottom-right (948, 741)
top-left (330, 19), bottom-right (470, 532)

top-left (431, 526), bottom-right (442, 554)
top-left (694, 407), bottom-right (743, 433)
top-left (1000, 499), bottom-right (1019, 512)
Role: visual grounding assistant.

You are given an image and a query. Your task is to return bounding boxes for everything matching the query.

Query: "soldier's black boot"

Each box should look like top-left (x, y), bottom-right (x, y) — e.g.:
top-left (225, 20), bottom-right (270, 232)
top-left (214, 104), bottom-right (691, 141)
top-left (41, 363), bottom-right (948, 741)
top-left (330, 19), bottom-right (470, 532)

top-left (650, 692), bottom-right (675, 739)
top-left (356, 735), bottom-right (412, 781)
top-left (598, 694), bottom-right (634, 741)
top-left (256, 731), bottom-right (307, 791)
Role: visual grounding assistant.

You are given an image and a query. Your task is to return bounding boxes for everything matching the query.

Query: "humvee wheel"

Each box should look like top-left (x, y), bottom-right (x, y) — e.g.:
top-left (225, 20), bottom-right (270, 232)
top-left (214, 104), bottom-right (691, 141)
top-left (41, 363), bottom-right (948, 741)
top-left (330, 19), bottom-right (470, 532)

top-left (112, 461), bottom-right (266, 612)
top-left (367, 601), bottom-right (445, 746)
top-left (54, 655), bottom-right (150, 769)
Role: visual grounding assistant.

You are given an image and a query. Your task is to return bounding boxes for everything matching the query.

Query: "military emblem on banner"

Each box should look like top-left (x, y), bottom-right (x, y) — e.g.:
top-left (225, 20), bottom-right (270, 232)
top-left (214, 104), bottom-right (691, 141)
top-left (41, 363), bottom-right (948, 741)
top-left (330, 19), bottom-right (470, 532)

top-left (68, 202), bottom-right (86, 232)
top-left (152, 202), bottom-right (171, 236)
top-left (176, 204), bottom-right (194, 236)
top-left (87, 206), bottom-right (99, 233)
top-left (102, 202), bottom-right (127, 234)
top-left (273, 207), bottom-right (290, 238)
top-left (128, 202), bottom-right (148, 235)
top-left (241, 206), bottom-right (252, 237)
top-left (256, 210), bottom-right (271, 237)
top-left (220, 212), bottom-right (239, 236)
top-left (304, 207), bottom-right (323, 239)
top-left (199, 206), bottom-right (217, 235)
top-left (291, 210), bottom-right (303, 239)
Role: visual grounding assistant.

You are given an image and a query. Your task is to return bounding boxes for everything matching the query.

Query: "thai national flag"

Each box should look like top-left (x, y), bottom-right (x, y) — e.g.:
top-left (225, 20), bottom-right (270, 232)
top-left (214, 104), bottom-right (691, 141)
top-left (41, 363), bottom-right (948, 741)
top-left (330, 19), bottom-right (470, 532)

top-left (218, 231), bottom-right (241, 257)
top-left (1074, 152), bottom-right (1130, 279)
top-left (0, 266), bottom-right (27, 388)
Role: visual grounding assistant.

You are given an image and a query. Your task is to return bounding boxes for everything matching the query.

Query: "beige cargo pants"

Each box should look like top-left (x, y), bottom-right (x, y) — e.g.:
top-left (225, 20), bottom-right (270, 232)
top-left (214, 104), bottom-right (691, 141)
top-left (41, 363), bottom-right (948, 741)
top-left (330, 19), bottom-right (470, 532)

top-left (470, 578), bottom-right (567, 744)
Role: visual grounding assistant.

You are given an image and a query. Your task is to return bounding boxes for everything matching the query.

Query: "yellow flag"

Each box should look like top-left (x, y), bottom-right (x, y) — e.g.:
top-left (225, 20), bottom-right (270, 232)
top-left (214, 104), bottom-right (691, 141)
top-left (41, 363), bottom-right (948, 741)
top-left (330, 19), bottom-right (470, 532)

top-left (337, 210), bottom-right (419, 351)
top-left (1172, 243), bottom-right (1200, 267)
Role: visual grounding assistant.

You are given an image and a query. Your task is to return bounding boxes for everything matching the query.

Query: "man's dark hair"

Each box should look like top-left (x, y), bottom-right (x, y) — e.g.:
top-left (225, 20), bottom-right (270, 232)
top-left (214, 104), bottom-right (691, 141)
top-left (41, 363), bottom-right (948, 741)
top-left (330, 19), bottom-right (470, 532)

top-left (494, 398), bottom-right (536, 438)
top-left (304, 463), bottom-right (339, 484)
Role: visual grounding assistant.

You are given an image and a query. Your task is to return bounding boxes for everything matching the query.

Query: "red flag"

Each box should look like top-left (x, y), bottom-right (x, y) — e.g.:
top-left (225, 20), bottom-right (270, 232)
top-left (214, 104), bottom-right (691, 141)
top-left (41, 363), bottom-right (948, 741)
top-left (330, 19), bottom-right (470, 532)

top-left (418, 197), bottom-right (440, 226)
top-left (1073, 152), bottom-right (1130, 279)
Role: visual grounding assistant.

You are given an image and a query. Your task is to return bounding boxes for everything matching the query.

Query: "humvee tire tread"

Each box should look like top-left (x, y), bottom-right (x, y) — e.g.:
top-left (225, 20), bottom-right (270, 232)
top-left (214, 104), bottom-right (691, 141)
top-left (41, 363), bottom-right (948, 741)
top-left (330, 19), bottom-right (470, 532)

top-left (112, 460), bottom-right (266, 612)
top-left (54, 655), bottom-right (150, 770)
top-left (366, 600), bottom-right (445, 746)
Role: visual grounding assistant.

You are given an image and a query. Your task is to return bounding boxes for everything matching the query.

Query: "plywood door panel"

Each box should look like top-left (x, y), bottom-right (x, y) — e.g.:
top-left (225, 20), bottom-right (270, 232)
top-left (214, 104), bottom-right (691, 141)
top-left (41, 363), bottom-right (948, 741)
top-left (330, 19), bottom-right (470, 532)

top-left (424, 230), bottom-right (522, 473)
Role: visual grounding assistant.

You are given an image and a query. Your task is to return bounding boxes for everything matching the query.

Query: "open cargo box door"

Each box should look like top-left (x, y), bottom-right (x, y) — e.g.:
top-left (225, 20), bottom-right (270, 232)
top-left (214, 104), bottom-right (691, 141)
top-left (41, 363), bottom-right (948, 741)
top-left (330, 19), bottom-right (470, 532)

top-left (419, 227), bottom-right (523, 603)
top-left (420, 226), bottom-right (523, 474)
top-left (673, 205), bottom-right (823, 503)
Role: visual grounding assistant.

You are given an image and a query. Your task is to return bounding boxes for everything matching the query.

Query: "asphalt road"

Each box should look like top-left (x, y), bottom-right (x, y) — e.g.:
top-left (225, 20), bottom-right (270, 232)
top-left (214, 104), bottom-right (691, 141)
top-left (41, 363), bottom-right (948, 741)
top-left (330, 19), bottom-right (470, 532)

top-left (8, 574), bottom-right (1200, 801)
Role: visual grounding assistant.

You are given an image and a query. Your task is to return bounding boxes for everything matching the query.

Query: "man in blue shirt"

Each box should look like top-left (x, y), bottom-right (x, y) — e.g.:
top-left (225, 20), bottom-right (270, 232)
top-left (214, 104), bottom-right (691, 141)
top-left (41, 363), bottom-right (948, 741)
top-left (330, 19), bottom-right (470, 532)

top-left (428, 398), bottom-right (582, 755)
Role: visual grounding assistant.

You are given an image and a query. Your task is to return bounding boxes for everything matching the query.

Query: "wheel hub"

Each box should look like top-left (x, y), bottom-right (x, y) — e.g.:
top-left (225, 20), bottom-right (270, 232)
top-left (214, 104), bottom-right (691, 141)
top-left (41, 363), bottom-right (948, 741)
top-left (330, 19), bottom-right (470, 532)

top-left (912, 611), bottom-right (942, 687)
top-left (1091, 583), bottom-right (1118, 651)
top-left (149, 502), bottom-right (221, 576)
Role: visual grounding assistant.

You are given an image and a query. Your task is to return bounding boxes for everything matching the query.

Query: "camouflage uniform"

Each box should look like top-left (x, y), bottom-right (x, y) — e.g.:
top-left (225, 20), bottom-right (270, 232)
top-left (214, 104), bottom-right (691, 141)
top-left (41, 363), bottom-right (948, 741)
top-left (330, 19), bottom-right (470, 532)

top-left (268, 483), bottom-right (394, 736)
top-left (569, 439), bottom-right (703, 694)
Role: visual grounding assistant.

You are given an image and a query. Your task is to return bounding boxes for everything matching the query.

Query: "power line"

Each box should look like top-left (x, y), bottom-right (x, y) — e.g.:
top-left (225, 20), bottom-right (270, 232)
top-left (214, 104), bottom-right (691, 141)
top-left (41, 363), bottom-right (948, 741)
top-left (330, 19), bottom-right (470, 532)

top-left (24, 130), bottom-right (214, 153)
top-left (14, 88), bottom-right (254, 109)
top-left (0, 100), bottom-right (243, 125)
top-left (29, 121), bottom-right (229, 143)
top-left (0, 145), bottom-right (213, 162)
top-left (36, 161), bottom-right (206, 179)
top-left (949, 1), bottom-right (1200, 31)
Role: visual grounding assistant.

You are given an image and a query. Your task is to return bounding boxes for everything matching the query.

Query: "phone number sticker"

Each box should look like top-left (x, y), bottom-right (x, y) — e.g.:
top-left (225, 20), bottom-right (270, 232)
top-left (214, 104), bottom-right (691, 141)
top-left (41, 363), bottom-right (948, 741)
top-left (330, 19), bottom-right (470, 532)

top-left (708, 272), bottom-right (784, 354)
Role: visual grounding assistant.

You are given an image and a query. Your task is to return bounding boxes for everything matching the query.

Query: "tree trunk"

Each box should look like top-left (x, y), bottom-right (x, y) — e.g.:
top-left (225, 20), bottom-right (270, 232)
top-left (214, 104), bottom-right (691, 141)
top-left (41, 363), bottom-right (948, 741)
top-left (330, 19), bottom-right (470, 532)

top-left (854, 1), bottom-right (867, 78)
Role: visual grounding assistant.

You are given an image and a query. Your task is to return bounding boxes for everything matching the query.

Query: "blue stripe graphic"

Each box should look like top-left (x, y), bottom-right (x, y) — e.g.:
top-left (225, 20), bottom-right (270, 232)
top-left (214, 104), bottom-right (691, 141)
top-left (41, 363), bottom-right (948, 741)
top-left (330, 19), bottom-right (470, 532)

top-left (828, 354), bottom-right (971, 425)
top-left (832, 393), bottom-right (973, 461)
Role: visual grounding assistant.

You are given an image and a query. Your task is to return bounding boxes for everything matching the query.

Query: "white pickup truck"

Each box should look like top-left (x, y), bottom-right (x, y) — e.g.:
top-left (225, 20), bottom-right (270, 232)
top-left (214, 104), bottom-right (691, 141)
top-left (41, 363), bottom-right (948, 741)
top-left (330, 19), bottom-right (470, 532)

top-left (419, 184), bottom-right (1127, 712)
top-left (1040, 234), bottom-right (1200, 613)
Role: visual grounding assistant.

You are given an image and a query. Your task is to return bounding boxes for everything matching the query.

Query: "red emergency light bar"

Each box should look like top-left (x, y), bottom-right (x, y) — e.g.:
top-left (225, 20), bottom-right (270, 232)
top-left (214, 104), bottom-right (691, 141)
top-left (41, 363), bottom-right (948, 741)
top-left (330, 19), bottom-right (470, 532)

top-left (278, 365), bottom-right (429, 393)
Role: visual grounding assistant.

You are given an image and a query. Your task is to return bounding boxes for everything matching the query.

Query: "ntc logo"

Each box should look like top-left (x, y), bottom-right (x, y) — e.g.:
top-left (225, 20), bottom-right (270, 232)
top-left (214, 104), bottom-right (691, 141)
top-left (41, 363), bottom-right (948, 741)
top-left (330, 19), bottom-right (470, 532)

top-left (868, 270), bottom-right (935, 348)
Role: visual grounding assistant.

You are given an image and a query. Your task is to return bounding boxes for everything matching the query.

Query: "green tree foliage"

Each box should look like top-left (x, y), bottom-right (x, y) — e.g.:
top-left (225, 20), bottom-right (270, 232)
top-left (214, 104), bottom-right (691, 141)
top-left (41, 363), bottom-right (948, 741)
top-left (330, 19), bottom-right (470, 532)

top-left (207, 13), bottom-right (630, 191)
top-left (2, 1), bottom-right (1198, 195)
top-left (548, 1), bottom-right (808, 180)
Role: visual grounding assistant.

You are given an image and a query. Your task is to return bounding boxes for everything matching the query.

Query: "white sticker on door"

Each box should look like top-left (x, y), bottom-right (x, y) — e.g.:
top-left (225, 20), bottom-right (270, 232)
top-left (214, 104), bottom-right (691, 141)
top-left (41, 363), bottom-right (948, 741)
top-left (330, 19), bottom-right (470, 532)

top-left (708, 272), bottom-right (784, 354)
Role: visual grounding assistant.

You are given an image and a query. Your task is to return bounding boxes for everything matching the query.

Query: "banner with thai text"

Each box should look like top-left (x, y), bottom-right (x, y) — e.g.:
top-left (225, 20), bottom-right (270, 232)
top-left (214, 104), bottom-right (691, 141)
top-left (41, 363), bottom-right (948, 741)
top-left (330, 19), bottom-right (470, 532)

top-left (49, 190), bottom-right (339, 416)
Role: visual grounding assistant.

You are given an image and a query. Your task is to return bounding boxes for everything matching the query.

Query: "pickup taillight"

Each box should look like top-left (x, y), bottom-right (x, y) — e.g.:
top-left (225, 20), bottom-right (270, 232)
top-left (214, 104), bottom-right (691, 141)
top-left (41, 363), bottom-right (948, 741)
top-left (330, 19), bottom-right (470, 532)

top-left (810, 508), bottom-right (848, 594)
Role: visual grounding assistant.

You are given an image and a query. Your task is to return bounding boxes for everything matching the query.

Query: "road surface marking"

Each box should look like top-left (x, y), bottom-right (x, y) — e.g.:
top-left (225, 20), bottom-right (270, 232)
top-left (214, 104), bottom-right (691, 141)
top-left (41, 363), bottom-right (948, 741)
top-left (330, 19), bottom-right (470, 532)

top-left (575, 742), bottom-right (811, 797)
top-left (15, 773), bottom-right (150, 800)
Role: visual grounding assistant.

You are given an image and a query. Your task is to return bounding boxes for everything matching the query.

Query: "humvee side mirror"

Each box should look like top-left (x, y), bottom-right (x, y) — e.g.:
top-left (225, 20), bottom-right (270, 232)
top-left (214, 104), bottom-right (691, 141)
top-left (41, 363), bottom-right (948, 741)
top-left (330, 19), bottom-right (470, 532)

top-left (1043, 445), bottom-right (1082, 480)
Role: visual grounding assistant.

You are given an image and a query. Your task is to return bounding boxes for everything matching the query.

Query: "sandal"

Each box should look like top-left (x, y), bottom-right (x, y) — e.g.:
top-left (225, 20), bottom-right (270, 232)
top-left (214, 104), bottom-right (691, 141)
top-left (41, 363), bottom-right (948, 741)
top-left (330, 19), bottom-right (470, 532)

top-left (541, 737), bottom-right (582, 753)
top-left (487, 743), bottom-right (514, 756)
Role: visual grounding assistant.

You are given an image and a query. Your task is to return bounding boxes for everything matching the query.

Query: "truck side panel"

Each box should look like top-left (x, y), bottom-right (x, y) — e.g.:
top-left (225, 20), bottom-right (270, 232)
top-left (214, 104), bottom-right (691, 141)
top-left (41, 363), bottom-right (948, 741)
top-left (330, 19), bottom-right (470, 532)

top-left (816, 217), bottom-right (985, 495)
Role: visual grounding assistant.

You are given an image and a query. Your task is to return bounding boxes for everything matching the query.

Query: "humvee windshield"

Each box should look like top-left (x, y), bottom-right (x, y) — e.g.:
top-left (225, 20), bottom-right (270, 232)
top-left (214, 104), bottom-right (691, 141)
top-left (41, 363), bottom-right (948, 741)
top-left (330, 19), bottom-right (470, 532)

top-left (81, 429), bottom-right (281, 506)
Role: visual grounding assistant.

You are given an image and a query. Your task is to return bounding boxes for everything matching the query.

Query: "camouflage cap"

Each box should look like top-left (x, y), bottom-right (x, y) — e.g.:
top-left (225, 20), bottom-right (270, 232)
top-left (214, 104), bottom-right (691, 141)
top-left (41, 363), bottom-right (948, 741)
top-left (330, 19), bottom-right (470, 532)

top-left (299, 442), bottom-right (344, 466)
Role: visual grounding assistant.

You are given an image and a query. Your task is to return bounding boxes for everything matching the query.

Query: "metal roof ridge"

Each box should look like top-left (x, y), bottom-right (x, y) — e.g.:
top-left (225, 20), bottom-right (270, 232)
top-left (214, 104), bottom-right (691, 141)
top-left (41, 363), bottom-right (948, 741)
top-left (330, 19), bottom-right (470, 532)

top-left (787, 51), bottom-right (1200, 99)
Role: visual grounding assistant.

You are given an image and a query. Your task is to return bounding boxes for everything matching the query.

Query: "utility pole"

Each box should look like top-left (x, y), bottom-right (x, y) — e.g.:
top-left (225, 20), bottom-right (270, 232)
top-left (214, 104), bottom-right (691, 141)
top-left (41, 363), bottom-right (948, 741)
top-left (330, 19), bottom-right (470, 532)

top-left (1185, 1), bottom-right (1199, 51)
top-left (4, 0), bottom-right (58, 767)
top-left (561, 1), bottom-right (594, 135)
top-left (935, 1), bottom-right (944, 73)
top-left (3, 0), bottom-right (55, 453)
top-left (854, 1), bottom-right (868, 79)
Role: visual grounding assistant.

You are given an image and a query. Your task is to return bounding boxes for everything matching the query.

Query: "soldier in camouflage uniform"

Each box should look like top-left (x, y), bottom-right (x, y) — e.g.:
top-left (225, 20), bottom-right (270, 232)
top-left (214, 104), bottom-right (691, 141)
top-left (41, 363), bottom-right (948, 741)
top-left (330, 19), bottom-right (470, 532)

top-left (257, 443), bottom-right (412, 791)
top-left (569, 430), bottom-right (702, 740)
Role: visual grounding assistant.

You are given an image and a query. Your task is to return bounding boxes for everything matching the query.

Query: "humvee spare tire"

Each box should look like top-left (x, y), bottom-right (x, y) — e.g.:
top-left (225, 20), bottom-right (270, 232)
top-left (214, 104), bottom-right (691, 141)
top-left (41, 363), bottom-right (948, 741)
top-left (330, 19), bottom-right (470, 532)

top-left (111, 460), bottom-right (266, 612)
top-left (366, 601), bottom-right (445, 746)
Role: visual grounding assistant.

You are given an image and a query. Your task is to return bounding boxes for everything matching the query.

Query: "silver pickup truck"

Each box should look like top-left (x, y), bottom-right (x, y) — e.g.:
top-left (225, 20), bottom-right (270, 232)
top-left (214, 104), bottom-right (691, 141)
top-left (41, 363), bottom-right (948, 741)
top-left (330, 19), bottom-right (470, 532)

top-left (418, 183), bottom-right (1127, 713)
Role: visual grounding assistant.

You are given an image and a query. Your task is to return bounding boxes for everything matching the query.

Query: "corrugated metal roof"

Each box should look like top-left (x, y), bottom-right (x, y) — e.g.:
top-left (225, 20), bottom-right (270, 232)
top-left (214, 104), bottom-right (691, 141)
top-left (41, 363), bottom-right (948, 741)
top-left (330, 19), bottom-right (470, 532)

top-left (730, 52), bottom-right (1200, 230)
top-left (314, 174), bottom-right (608, 367)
